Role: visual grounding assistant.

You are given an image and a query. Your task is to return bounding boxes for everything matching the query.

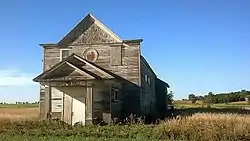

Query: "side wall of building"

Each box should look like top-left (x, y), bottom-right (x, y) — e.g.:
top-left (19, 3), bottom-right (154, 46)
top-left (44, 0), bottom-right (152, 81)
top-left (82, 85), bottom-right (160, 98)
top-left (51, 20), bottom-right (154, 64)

top-left (155, 79), bottom-right (168, 119)
top-left (140, 57), bottom-right (156, 116)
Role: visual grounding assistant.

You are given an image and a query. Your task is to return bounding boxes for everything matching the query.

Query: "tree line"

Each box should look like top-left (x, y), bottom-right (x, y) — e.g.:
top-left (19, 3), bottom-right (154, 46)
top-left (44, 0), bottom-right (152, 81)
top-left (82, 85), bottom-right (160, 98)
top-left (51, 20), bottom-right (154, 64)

top-left (188, 90), bottom-right (250, 104)
top-left (0, 101), bottom-right (39, 104)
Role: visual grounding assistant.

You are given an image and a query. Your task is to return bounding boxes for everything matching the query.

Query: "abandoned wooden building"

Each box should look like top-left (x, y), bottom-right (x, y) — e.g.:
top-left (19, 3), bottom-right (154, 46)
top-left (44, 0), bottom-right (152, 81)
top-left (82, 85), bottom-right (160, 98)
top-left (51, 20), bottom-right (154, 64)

top-left (33, 14), bottom-right (170, 125)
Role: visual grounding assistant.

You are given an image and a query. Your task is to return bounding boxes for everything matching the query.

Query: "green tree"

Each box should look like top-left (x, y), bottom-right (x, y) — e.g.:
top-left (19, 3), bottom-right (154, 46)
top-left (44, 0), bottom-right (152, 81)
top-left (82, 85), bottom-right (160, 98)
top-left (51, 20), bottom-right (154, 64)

top-left (246, 95), bottom-right (250, 105)
top-left (188, 94), bottom-right (196, 103)
top-left (166, 91), bottom-right (174, 105)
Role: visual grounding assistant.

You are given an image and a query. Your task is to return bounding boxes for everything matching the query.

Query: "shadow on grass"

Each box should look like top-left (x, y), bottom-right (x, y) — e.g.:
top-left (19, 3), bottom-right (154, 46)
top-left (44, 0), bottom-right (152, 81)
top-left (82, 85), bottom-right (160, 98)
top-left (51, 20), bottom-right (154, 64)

top-left (171, 107), bottom-right (250, 118)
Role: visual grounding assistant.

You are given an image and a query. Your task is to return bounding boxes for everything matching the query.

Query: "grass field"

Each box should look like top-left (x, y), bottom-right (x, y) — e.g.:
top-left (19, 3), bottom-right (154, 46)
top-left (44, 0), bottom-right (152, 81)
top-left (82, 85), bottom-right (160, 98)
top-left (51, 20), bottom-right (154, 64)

top-left (173, 100), bottom-right (250, 109)
top-left (0, 103), bottom-right (39, 108)
top-left (0, 104), bottom-right (249, 140)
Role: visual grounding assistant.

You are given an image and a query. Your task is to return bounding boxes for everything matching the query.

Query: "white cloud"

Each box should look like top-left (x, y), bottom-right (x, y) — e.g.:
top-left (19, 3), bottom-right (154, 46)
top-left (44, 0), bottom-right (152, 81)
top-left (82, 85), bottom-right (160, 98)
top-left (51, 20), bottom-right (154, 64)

top-left (0, 69), bottom-right (36, 86)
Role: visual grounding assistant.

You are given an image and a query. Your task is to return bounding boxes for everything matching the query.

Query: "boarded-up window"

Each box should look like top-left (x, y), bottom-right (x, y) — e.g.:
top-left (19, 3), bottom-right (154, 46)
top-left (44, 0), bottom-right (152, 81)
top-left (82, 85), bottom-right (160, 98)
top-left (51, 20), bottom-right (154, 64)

top-left (51, 88), bottom-right (63, 113)
top-left (110, 46), bottom-right (122, 65)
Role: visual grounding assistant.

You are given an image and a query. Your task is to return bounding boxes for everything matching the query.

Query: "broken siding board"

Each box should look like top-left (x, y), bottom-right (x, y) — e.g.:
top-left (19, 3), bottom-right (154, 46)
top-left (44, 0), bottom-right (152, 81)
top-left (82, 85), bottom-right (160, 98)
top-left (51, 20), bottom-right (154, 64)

top-left (52, 99), bottom-right (63, 112)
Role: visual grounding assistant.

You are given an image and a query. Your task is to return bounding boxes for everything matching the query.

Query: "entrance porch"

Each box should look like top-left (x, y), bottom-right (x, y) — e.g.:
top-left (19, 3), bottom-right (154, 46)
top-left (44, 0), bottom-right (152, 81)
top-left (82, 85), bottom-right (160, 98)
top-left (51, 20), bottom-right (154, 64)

top-left (33, 54), bottom-right (124, 125)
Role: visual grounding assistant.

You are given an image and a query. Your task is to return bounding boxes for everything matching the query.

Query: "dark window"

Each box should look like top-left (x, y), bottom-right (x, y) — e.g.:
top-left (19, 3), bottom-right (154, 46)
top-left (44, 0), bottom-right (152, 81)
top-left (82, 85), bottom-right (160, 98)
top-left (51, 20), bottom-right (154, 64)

top-left (60, 49), bottom-right (70, 61)
top-left (112, 88), bottom-right (119, 101)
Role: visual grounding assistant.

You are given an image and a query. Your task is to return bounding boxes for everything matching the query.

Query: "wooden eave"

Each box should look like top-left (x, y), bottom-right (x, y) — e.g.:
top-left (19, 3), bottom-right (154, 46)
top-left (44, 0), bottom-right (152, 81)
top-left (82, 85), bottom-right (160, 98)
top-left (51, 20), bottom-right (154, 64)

top-left (40, 39), bottom-right (143, 48)
top-left (33, 53), bottom-right (126, 82)
top-left (33, 61), bottom-right (99, 82)
top-left (39, 43), bottom-right (57, 47)
top-left (123, 39), bottom-right (143, 43)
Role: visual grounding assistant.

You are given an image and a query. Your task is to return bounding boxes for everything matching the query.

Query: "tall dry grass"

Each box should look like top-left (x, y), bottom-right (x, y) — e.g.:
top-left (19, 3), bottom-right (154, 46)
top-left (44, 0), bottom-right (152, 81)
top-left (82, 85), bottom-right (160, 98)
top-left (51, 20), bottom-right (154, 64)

top-left (0, 107), bottom-right (249, 141)
top-left (0, 107), bottom-right (39, 120)
top-left (161, 113), bottom-right (250, 141)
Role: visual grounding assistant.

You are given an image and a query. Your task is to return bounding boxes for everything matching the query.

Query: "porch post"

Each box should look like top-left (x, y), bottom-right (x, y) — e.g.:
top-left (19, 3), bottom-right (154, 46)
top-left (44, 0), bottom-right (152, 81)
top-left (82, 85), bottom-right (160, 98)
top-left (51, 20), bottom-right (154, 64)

top-left (44, 85), bottom-right (51, 120)
top-left (86, 83), bottom-right (93, 124)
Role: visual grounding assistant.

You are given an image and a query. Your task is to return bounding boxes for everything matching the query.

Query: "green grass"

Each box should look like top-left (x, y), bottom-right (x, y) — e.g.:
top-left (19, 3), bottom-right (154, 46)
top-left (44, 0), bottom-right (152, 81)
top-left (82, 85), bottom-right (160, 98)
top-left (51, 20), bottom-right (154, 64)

top-left (0, 103), bottom-right (39, 108)
top-left (0, 135), bottom-right (161, 141)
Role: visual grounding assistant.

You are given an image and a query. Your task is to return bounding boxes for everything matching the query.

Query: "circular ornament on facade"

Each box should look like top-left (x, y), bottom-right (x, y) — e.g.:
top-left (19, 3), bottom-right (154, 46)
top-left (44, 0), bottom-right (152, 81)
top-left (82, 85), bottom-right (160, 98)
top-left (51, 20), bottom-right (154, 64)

top-left (83, 48), bottom-right (99, 62)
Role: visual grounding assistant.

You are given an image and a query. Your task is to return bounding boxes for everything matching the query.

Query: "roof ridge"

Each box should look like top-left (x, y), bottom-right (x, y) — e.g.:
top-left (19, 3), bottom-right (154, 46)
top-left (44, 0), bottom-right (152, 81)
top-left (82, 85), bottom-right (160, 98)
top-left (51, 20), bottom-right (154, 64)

top-left (88, 14), bottom-right (122, 42)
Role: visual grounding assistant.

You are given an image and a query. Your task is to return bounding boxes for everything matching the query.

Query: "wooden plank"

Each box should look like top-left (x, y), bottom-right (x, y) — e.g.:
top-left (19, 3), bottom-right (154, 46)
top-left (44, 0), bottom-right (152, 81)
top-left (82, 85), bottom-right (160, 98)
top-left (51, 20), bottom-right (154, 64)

top-left (52, 99), bottom-right (63, 112)
top-left (51, 88), bottom-right (63, 98)
top-left (63, 94), bottom-right (72, 125)
top-left (50, 81), bottom-right (87, 87)
top-left (51, 87), bottom-right (63, 113)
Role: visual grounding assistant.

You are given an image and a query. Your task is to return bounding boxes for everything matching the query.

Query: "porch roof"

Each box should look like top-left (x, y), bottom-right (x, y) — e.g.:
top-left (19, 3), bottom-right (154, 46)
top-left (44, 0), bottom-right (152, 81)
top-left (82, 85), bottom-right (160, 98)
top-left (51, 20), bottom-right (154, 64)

top-left (33, 53), bottom-right (125, 82)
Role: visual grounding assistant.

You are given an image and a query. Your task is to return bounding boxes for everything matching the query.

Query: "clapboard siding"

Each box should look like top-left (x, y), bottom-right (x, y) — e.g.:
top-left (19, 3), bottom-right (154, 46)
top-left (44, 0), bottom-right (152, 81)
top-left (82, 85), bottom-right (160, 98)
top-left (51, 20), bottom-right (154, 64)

top-left (39, 85), bottom-right (45, 117)
top-left (93, 82), bottom-right (112, 123)
top-left (140, 57), bottom-right (156, 115)
top-left (40, 47), bottom-right (61, 118)
top-left (42, 42), bottom-right (141, 120)
top-left (51, 87), bottom-right (63, 119)
top-left (71, 43), bottom-right (140, 85)
top-left (121, 83), bottom-right (141, 117)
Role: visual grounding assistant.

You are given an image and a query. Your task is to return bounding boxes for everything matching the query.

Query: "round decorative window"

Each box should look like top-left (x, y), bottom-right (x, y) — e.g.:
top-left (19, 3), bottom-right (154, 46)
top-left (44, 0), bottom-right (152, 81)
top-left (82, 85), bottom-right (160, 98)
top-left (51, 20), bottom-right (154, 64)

top-left (83, 48), bottom-right (99, 62)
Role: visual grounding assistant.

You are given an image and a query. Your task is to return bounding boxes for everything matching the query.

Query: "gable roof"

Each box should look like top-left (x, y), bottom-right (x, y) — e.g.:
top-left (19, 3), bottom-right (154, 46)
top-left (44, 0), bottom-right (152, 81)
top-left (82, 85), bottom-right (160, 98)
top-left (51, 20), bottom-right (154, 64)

top-left (33, 53), bottom-right (118, 82)
top-left (57, 14), bottom-right (122, 46)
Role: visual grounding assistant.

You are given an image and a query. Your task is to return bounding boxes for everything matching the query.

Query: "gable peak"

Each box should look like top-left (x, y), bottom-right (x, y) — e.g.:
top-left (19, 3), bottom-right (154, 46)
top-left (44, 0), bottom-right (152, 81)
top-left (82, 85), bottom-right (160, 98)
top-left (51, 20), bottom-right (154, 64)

top-left (58, 13), bottom-right (122, 45)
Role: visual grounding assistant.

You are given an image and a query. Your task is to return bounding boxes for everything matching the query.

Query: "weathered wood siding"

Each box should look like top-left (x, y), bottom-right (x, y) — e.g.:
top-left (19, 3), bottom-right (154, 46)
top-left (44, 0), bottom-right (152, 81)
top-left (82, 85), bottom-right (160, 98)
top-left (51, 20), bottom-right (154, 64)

top-left (70, 43), bottom-right (140, 85)
top-left (39, 85), bottom-right (45, 118)
top-left (51, 87), bottom-right (63, 119)
top-left (63, 94), bottom-right (72, 124)
top-left (110, 82), bottom-right (122, 119)
top-left (71, 23), bottom-right (118, 44)
top-left (120, 83), bottom-right (141, 118)
top-left (155, 79), bottom-right (168, 119)
top-left (40, 47), bottom-right (61, 118)
top-left (140, 57), bottom-right (156, 115)
top-left (92, 82), bottom-right (112, 123)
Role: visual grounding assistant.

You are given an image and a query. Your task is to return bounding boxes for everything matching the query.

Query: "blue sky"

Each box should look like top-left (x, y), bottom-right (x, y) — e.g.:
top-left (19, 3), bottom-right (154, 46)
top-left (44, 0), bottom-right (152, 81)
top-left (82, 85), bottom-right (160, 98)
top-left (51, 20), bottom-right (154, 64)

top-left (0, 0), bottom-right (249, 102)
